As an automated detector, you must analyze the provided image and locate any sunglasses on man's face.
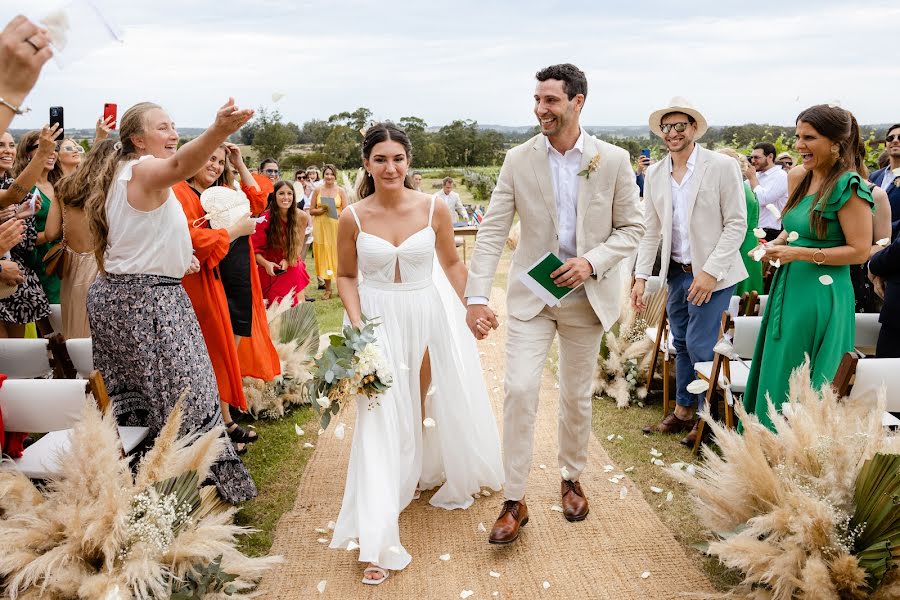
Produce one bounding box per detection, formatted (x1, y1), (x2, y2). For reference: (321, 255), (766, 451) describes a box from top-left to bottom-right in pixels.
(263, 169), (280, 175)
(778, 160), (793, 167)
(660, 122), (691, 134)
(886, 134), (900, 143)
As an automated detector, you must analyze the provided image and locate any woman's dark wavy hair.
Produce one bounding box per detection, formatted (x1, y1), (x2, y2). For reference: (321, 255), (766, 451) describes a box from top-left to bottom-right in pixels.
(784, 104), (865, 239)
(265, 180), (305, 264)
(356, 123), (416, 199)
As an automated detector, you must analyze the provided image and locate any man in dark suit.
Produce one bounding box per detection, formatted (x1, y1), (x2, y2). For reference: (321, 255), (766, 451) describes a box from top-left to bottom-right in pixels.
(869, 123), (900, 239)
(869, 234), (900, 357)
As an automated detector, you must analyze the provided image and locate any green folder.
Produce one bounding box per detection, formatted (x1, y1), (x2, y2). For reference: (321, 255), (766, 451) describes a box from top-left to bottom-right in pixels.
(517, 251), (580, 307)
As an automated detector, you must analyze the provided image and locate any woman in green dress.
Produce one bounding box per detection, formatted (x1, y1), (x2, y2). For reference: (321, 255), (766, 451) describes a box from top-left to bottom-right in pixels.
(742, 105), (874, 431)
(12, 130), (62, 309)
(718, 148), (763, 296)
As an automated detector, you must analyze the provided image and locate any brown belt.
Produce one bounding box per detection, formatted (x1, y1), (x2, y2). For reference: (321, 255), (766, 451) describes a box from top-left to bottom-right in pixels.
(670, 260), (692, 274)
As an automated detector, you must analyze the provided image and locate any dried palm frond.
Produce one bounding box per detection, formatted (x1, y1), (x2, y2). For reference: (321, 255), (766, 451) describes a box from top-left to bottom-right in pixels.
(670, 359), (898, 599)
(0, 398), (278, 599)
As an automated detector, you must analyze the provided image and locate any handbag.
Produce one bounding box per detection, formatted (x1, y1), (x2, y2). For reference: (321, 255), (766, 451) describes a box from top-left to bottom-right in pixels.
(42, 203), (66, 278)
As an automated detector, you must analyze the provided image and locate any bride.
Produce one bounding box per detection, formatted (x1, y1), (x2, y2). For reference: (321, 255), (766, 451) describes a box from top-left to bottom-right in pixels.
(329, 123), (504, 584)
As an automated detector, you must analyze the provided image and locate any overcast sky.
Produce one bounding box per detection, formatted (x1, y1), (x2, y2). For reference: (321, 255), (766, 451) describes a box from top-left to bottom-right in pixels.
(6, 0), (899, 130)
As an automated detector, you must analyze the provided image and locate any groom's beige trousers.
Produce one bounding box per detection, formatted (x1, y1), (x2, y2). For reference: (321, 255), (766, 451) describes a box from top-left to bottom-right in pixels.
(502, 287), (604, 502)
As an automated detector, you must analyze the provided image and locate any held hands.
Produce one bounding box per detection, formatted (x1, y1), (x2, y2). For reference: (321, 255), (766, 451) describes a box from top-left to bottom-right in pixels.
(0, 259), (23, 285)
(551, 257), (593, 289)
(0, 16), (53, 105)
(0, 218), (25, 254)
(212, 98), (254, 136)
(465, 304), (500, 340)
(630, 278), (647, 311)
(752, 243), (801, 265)
(686, 271), (717, 305)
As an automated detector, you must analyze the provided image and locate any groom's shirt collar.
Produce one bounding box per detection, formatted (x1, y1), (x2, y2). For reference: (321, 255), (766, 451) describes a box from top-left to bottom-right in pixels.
(544, 128), (586, 158)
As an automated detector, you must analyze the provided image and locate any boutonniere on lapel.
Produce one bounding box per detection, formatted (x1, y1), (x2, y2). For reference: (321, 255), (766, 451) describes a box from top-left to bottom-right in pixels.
(577, 153), (601, 179)
(892, 167), (900, 188)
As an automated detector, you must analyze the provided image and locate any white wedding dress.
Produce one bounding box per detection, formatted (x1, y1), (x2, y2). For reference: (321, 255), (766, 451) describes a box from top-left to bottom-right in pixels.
(330, 198), (504, 571)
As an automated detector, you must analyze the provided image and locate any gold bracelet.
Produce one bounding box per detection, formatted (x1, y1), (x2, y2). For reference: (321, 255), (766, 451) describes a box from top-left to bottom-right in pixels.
(812, 249), (826, 265)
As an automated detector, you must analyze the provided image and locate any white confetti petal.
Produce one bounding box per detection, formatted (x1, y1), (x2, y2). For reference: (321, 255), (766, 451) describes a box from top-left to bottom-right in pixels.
(461, 591), (474, 599)
(327, 521), (336, 530)
(619, 487), (628, 499)
(477, 522), (487, 533)
(787, 231), (799, 242)
(686, 379), (710, 394)
(440, 553), (451, 561)
(604, 464), (614, 472)
(606, 433), (615, 441)
(492, 593), (499, 598)
(481, 490), (491, 497)
(326, 269), (334, 277)
(489, 570), (501, 578)
(819, 274), (834, 286)
(771, 259), (781, 269)
(271, 92), (285, 102)
(616, 435), (623, 440)
(315, 528), (327, 534)
(334, 423), (345, 439)
(317, 580), (327, 593)
(670, 462), (686, 471)
(539, 464), (546, 470)
(686, 465), (697, 476)
(666, 491), (674, 502)
(624, 466), (634, 472)
(752, 227), (766, 239)
(294, 424), (304, 436)
(560, 466), (571, 480)
(303, 442), (315, 449)
(877, 237), (890, 247)
(316, 396), (331, 409)
(423, 417), (436, 428)
(765, 204), (782, 220)
(649, 448), (662, 458)
(641, 571), (651, 579)
(345, 540), (358, 551)
(317, 428), (325, 436)
(650, 486), (663, 494)
(427, 386), (436, 396)
(652, 458), (666, 467)
(543, 581), (551, 590)
(750, 246), (767, 262)
(550, 504), (564, 513)
(317, 537), (328, 544)
(608, 477), (621, 484)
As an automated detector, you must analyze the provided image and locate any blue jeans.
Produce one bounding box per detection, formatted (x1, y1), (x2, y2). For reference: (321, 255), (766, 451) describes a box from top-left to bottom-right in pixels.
(666, 270), (735, 410)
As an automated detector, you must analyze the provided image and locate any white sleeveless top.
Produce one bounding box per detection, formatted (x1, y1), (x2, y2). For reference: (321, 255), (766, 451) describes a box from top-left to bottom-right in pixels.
(104, 156), (192, 278)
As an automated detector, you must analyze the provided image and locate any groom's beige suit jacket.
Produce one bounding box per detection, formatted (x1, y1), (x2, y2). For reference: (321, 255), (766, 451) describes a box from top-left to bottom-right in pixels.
(465, 133), (644, 331)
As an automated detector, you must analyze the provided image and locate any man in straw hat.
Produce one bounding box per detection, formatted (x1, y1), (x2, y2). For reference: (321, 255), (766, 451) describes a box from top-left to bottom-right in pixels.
(465, 63), (644, 543)
(631, 97), (747, 447)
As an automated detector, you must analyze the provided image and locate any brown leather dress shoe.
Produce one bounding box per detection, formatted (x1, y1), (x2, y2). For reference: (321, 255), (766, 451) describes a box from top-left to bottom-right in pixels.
(561, 479), (589, 521)
(642, 412), (694, 435)
(489, 499), (529, 544)
(680, 420), (701, 447)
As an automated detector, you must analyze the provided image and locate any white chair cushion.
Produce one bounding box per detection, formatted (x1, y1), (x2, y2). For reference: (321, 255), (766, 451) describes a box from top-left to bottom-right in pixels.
(727, 296), (741, 318)
(731, 317), (763, 359)
(757, 295), (768, 314)
(694, 360), (752, 394)
(10, 426), (149, 479)
(0, 379), (89, 432)
(848, 358), (900, 412)
(48, 304), (63, 335)
(66, 338), (94, 378)
(646, 327), (677, 354)
(854, 313), (881, 354)
(783, 402), (898, 429)
(0, 338), (51, 379)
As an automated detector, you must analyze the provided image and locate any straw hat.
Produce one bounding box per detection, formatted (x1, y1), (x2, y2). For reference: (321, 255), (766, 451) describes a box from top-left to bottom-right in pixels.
(648, 96), (709, 140)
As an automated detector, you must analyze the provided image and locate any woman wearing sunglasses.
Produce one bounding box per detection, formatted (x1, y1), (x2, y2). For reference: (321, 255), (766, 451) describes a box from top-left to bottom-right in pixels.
(56, 138), (84, 178)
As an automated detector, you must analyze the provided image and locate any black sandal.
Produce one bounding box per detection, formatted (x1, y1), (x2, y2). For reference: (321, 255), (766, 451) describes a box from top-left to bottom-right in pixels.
(225, 422), (259, 443)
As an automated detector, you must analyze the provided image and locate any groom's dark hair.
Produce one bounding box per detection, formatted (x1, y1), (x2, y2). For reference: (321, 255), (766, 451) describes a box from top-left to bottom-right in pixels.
(536, 63), (587, 101)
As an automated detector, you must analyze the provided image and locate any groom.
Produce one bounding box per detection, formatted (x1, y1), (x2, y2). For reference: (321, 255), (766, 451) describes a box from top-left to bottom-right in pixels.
(465, 64), (644, 544)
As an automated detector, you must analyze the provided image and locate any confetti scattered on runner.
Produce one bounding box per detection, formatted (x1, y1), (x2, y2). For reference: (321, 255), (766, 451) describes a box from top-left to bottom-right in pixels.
(641, 571), (651, 579)
(620, 487), (628, 499)
(650, 486), (663, 494)
(440, 553), (451, 561)
(294, 424), (304, 436)
(317, 580), (326, 593)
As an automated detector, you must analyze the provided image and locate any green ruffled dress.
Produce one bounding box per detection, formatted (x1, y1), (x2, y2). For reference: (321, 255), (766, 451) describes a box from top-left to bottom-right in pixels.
(735, 181), (763, 296)
(742, 171), (874, 431)
(27, 187), (61, 304)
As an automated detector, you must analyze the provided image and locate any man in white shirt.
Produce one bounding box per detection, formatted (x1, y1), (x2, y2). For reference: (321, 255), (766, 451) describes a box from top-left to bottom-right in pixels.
(747, 142), (788, 241)
(630, 97), (746, 447)
(466, 64), (643, 544)
(433, 177), (468, 222)
(411, 171), (423, 192)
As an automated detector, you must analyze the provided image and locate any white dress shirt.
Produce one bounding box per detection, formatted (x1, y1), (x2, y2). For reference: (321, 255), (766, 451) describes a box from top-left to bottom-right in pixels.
(433, 190), (469, 222)
(881, 167), (897, 191)
(467, 129), (592, 306)
(753, 165), (788, 229)
(668, 144), (699, 265)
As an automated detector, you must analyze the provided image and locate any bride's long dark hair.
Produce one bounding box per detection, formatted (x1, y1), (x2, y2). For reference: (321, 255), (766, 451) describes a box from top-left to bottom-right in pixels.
(356, 123), (416, 199)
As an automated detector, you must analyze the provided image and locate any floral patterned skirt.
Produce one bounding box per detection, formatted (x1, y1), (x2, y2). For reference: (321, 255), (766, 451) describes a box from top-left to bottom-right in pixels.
(87, 273), (257, 503)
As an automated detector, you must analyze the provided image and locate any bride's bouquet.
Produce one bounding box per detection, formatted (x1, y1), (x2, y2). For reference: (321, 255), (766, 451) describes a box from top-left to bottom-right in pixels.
(308, 316), (393, 430)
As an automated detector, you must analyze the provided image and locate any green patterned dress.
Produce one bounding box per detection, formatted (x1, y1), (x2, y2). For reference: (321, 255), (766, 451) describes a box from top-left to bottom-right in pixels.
(735, 181), (763, 296)
(742, 172), (874, 431)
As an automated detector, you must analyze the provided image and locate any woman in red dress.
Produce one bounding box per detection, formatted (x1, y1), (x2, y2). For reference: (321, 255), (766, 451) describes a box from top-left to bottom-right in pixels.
(251, 180), (310, 306)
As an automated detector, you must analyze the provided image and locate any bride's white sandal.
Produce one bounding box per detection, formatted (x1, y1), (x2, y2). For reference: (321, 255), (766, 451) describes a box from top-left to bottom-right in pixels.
(362, 565), (390, 585)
